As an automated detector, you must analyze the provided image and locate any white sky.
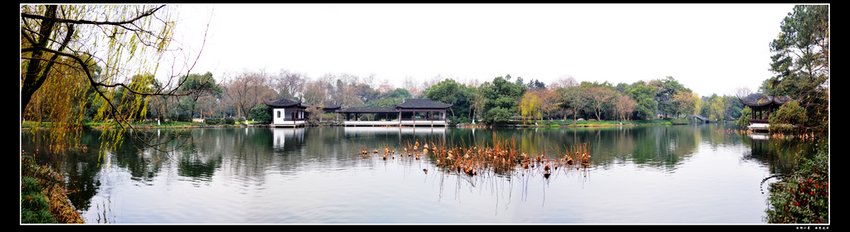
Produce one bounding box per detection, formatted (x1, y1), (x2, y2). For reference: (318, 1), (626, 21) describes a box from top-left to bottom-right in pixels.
(165, 3), (800, 97)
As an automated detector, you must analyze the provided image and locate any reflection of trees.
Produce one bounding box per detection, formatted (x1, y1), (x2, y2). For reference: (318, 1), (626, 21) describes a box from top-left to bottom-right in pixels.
(518, 129), (545, 155)
(224, 128), (276, 185)
(437, 126), (702, 174)
(25, 125), (769, 217)
(303, 127), (347, 161)
(49, 130), (104, 212)
(609, 127), (636, 164)
(662, 126), (700, 167)
(531, 126), (698, 171)
(21, 129), (178, 211)
(700, 124), (745, 148)
(742, 135), (817, 175)
(112, 130), (168, 182)
(175, 129), (226, 182)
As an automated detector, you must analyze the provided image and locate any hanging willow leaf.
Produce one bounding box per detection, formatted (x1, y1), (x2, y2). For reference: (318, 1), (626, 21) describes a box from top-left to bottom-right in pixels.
(21, 4), (211, 158)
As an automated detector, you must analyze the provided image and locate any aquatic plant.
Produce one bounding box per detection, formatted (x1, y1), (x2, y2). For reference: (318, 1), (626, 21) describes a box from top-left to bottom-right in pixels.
(362, 133), (592, 179)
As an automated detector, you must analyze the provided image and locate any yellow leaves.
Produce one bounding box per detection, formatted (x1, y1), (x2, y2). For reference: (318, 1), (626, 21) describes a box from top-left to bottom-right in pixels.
(519, 92), (544, 122)
(22, 56), (91, 152)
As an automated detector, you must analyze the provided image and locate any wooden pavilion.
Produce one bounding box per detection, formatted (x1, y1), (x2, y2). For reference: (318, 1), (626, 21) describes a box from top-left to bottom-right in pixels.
(335, 99), (453, 127)
(738, 94), (797, 131)
(395, 99), (453, 126)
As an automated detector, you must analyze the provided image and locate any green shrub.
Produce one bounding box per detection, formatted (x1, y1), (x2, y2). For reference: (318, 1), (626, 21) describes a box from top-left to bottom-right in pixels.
(224, 117), (235, 125)
(764, 139), (829, 223)
(449, 115), (471, 125)
(670, 118), (689, 124)
(736, 107), (752, 128)
(205, 118), (221, 125)
(769, 101), (807, 132)
(21, 176), (58, 223)
(177, 114), (193, 122)
(249, 105), (272, 124)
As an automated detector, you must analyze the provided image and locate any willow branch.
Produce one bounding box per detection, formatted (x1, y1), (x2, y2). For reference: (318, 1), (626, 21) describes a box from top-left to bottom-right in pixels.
(21, 5), (166, 27)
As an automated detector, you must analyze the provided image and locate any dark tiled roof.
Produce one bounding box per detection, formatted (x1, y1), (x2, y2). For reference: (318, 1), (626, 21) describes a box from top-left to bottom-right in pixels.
(265, 97), (309, 108)
(337, 107), (398, 113)
(738, 94), (796, 108)
(321, 101), (341, 110)
(395, 99), (453, 109)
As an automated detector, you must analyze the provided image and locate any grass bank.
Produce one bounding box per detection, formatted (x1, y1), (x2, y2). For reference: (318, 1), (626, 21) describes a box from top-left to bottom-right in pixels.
(505, 119), (673, 128)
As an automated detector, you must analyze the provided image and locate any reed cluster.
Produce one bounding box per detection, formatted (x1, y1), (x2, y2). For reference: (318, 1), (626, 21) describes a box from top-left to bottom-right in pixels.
(767, 132), (819, 140)
(358, 133), (593, 178)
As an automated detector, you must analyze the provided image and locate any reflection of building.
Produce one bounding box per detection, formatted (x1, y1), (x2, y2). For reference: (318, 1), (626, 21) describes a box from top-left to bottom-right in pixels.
(343, 126), (446, 135)
(336, 99), (453, 127)
(738, 94), (797, 132)
(343, 126), (446, 142)
(272, 127), (305, 150)
(749, 132), (769, 140)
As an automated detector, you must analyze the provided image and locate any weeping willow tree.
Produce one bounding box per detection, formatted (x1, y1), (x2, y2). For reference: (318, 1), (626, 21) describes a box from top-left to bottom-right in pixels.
(519, 93), (541, 124)
(21, 5), (210, 155)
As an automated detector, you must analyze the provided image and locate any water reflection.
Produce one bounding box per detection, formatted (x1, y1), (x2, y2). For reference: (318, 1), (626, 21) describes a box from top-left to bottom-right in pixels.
(19, 124), (822, 223)
(741, 132), (818, 175)
(272, 127), (305, 151)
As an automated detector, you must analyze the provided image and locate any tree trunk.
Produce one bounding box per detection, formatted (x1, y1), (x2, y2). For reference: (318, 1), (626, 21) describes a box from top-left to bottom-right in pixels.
(595, 110), (602, 122)
(21, 5), (59, 116)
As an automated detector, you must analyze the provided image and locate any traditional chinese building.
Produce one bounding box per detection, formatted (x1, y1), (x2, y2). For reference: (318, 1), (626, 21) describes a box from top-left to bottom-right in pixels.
(335, 99), (453, 127)
(265, 97), (309, 127)
(395, 98), (453, 126)
(738, 94), (797, 131)
(320, 101), (341, 113)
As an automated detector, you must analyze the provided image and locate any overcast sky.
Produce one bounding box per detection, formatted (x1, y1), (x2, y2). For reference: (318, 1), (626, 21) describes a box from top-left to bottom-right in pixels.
(166, 3), (801, 97)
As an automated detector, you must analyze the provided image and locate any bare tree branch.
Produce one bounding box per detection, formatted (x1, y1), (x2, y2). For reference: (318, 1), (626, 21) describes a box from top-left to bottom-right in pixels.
(21, 5), (165, 27)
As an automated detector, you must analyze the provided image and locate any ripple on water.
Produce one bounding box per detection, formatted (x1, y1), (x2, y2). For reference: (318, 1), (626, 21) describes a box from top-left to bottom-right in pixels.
(27, 126), (799, 224)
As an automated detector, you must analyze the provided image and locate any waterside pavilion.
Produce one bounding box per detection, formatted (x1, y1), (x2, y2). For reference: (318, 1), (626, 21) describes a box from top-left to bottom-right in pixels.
(336, 99), (453, 127)
(738, 94), (797, 132)
(265, 97), (309, 127)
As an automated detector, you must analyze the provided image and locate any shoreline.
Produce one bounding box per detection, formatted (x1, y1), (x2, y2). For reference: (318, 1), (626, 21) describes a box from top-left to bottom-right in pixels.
(22, 121), (701, 130)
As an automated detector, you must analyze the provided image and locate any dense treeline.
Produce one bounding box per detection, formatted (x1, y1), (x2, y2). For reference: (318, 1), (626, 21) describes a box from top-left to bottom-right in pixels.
(21, 5), (826, 130)
(26, 66), (754, 126)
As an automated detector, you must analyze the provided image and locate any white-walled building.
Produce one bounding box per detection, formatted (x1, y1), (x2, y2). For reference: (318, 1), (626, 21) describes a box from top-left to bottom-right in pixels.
(265, 97), (309, 127)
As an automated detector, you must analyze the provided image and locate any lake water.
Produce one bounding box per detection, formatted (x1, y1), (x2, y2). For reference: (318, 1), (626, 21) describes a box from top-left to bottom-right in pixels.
(20, 124), (818, 224)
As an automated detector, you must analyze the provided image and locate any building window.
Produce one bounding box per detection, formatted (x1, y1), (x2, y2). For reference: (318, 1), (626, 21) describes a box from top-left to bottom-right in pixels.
(277, 111), (280, 118)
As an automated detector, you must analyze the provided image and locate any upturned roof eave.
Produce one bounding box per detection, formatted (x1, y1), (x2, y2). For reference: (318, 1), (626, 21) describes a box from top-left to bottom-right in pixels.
(738, 95), (796, 108)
